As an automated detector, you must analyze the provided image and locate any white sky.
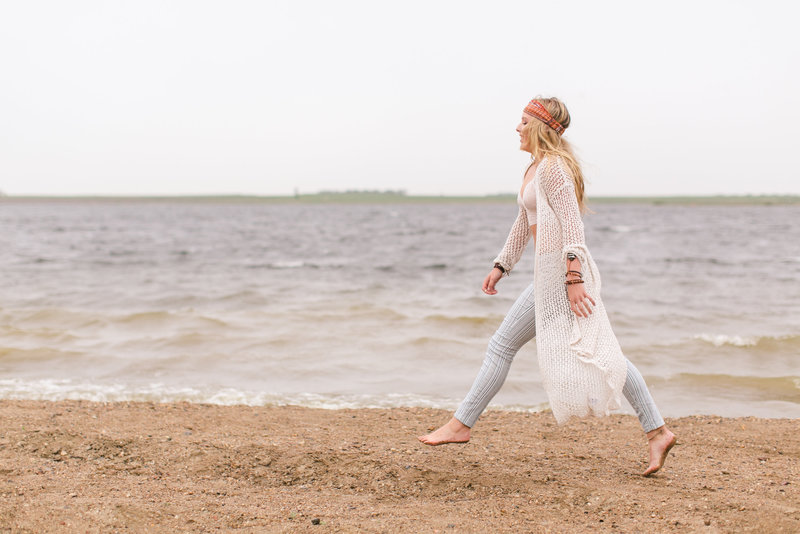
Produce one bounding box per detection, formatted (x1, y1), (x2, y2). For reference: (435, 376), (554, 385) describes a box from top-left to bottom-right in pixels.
(1, 1), (797, 197)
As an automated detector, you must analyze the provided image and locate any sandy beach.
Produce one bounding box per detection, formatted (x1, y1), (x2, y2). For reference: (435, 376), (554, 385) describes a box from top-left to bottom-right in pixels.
(0, 400), (797, 533)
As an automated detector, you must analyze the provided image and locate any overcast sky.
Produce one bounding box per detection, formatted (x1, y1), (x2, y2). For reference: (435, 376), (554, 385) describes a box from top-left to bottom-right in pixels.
(1, 1), (797, 197)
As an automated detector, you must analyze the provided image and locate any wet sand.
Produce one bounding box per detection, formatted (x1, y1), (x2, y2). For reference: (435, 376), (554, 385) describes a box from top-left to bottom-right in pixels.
(0, 400), (798, 533)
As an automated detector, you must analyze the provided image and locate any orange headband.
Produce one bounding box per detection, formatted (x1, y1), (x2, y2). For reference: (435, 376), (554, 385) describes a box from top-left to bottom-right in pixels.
(523, 100), (565, 135)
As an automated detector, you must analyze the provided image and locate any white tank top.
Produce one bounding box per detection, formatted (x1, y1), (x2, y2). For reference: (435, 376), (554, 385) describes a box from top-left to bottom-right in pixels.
(518, 178), (537, 224)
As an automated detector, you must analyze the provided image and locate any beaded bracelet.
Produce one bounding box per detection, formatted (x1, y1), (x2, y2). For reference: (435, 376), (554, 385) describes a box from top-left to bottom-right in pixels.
(565, 279), (585, 285)
(566, 270), (583, 278)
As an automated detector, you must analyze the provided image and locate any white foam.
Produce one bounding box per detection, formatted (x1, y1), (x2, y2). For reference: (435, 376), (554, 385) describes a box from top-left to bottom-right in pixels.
(694, 333), (759, 347)
(0, 378), (512, 411)
(270, 261), (305, 269)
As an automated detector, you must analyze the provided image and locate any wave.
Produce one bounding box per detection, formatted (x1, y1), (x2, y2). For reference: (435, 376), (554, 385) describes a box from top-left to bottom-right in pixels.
(663, 257), (736, 265)
(409, 336), (470, 346)
(692, 333), (800, 349)
(250, 260), (349, 270)
(598, 225), (634, 233)
(656, 373), (800, 402)
(259, 260), (306, 269)
(116, 311), (228, 329)
(298, 305), (407, 322)
(694, 333), (759, 347)
(3, 375), (794, 414)
(423, 314), (499, 327)
(0, 346), (86, 362)
(0, 379), (475, 410)
(629, 333), (800, 353)
(10, 308), (230, 329)
(9, 308), (104, 329)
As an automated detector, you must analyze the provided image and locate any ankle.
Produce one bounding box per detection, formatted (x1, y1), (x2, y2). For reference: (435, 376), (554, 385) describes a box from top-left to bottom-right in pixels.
(448, 417), (470, 432)
(647, 426), (666, 441)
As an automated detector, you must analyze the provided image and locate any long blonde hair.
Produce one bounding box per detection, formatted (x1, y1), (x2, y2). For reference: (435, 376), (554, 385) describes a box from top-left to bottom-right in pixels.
(522, 97), (588, 213)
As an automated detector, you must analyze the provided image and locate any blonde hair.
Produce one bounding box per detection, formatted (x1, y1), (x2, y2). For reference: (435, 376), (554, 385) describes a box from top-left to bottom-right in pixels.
(522, 97), (588, 213)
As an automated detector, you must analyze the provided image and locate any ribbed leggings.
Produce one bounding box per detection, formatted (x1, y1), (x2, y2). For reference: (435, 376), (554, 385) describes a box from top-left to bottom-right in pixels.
(454, 282), (665, 432)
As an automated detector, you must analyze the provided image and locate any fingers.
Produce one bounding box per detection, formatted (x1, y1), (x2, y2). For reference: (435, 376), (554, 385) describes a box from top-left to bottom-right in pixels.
(482, 273), (498, 295)
(570, 291), (595, 317)
(571, 301), (587, 318)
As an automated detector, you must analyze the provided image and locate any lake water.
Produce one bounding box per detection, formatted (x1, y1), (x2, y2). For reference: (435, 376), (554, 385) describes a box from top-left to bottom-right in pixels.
(1, 199), (798, 419)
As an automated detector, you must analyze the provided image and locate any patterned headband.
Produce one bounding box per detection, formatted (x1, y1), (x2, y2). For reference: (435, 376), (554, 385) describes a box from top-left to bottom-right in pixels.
(523, 100), (565, 135)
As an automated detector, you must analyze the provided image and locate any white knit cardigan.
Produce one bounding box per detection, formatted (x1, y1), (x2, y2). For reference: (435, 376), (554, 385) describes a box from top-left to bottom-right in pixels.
(493, 155), (627, 424)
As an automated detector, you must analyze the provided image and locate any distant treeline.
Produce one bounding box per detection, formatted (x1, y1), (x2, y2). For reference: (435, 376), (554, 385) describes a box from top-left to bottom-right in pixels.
(307, 189), (512, 198)
(289, 190), (514, 203)
(311, 189), (408, 197)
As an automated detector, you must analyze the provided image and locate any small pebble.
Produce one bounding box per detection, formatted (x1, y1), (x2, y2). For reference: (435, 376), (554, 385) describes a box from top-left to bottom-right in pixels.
(311, 518), (321, 525)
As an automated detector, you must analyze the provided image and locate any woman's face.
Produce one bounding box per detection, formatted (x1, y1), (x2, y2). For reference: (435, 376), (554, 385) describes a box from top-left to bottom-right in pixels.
(516, 113), (533, 152)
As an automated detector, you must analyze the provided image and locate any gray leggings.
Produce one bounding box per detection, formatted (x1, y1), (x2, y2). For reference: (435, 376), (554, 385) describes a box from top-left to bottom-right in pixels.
(454, 283), (665, 432)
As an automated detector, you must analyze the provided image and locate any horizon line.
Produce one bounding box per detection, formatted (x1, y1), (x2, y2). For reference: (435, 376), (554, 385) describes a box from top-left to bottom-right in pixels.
(2, 192), (800, 206)
(2, 192), (800, 199)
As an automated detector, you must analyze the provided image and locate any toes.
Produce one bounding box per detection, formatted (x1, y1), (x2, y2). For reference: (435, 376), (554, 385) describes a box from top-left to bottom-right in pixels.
(643, 460), (663, 476)
(418, 435), (442, 446)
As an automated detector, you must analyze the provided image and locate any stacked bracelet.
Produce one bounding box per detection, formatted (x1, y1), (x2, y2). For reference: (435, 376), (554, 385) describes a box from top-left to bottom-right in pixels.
(493, 263), (507, 275)
(565, 255), (583, 285)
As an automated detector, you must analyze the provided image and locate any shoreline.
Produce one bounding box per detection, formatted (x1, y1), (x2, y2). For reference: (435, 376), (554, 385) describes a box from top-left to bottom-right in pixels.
(1, 400), (797, 532)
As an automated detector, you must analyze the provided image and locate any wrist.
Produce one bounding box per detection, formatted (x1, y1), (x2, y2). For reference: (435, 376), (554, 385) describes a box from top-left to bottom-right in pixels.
(565, 269), (583, 282)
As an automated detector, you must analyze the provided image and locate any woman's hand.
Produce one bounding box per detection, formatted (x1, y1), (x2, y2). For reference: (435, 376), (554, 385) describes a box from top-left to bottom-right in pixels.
(567, 283), (596, 317)
(482, 268), (504, 295)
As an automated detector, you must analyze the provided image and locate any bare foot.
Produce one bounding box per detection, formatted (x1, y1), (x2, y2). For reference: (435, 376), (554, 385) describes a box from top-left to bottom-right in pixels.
(418, 417), (471, 446)
(643, 426), (676, 476)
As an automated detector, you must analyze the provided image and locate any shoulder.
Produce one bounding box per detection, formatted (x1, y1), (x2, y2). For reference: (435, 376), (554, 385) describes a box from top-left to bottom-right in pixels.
(539, 155), (574, 194)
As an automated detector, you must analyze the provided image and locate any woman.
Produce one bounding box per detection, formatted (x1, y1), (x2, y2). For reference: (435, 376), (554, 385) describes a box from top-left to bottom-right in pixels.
(418, 97), (676, 476)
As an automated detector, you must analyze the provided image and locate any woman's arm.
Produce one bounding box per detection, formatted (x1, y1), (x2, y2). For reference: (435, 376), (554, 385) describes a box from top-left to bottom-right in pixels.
(492, 205), (531, 274)
(542, 157), (595, 317)
(540, 159), (585, 255)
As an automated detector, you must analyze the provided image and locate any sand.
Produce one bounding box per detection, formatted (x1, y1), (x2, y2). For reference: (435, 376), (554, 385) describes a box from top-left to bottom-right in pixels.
(0, 400), (798, 533)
